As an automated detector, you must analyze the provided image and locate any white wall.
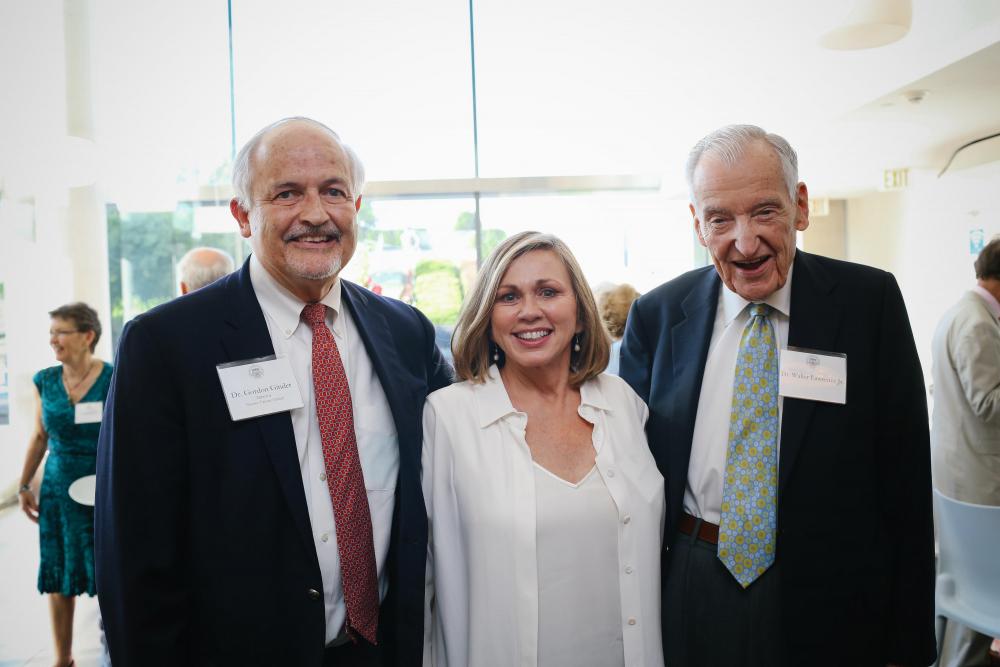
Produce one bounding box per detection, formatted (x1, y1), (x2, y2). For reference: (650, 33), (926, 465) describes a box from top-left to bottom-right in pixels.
(846, 163), (1000, 387)
(0, 0), (110, 492)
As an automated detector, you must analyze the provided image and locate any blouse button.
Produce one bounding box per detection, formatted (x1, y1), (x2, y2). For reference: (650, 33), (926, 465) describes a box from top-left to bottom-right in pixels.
(607, 469), (616, 478)
(625, 566), (634, 574)
(627, 617), (637, 626)
(623, 515), (631, 525)
(320, 533), (330, 543)
(319, 472), (327, 482)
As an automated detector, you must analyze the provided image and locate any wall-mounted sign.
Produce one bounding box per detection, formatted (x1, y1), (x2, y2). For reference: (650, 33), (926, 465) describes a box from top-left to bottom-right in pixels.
(882, 168), (909, 191)
(970, 228), (985, 255)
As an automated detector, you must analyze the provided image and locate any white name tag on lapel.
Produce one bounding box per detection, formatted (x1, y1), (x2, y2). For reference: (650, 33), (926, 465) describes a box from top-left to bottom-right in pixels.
(217, 355), (304, 421)
(778, 347), (847, 405)
(74, 401), (103, 424)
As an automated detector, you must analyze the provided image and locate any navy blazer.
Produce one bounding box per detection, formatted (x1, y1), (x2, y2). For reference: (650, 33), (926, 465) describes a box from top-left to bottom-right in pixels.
(620, 251), (936, 666)
(95, 260), (452, 667)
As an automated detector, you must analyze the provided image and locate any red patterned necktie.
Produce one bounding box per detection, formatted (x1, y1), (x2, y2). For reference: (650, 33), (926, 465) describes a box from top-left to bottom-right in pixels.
(302, 302), (379, 644)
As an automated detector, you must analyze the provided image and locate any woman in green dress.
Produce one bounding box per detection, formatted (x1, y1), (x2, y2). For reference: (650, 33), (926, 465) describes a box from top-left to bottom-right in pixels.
(18, 302), (112, 667)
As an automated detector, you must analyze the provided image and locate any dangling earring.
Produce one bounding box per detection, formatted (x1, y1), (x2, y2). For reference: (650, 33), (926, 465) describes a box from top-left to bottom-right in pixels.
(493, 345), (499, 362)
(573, 333), (582, 352)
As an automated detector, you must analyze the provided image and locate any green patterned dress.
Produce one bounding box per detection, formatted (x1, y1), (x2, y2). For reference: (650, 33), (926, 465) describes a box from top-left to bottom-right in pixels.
(33, 362), (112, 596)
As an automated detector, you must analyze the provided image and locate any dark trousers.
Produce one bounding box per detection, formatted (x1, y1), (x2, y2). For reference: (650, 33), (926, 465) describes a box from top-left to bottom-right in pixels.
(323, 636), (382, 667)
(664, 525), (784, 667)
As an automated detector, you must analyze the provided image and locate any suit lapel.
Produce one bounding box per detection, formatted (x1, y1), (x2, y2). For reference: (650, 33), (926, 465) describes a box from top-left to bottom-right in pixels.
(341, 282), (411, 439)
(672, 269), (719, 434)
(218, 261), (317, 562)
(779, 251), (843, 491)
(666, 269), (719, 513)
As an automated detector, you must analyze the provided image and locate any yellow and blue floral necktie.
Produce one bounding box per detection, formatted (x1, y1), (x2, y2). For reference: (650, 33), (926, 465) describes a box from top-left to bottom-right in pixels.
(718, 302), (779, 588)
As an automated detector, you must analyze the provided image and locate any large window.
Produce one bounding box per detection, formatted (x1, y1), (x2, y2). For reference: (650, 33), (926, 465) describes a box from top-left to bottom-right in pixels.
(100, 0), (700, 351)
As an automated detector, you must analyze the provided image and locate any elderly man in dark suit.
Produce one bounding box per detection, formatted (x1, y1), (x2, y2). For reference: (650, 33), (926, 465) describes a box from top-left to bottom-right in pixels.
(620, 124), (936, 667)
(96, 117), (451, 666)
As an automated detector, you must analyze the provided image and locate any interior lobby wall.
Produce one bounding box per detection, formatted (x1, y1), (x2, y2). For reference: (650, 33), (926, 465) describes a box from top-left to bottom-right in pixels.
(0, 0), (110, 487)
(846, 162), (1000, 389)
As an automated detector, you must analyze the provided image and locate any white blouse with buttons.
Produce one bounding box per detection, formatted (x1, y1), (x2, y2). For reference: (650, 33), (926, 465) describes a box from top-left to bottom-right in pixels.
(421, 366), (666, 667)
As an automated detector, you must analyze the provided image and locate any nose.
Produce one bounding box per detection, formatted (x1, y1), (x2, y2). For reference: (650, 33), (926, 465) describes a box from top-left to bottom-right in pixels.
(518, 294), (542, 320)
(299, 190), (329, 225)
(733, 218), (760, 257)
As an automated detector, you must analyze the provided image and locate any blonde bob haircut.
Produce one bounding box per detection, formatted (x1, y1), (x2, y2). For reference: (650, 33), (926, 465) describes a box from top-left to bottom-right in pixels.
(452, 230), (610, 387)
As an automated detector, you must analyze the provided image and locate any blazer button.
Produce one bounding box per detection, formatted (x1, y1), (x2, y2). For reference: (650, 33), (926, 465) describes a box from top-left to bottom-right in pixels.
(307, 588), (322, 601)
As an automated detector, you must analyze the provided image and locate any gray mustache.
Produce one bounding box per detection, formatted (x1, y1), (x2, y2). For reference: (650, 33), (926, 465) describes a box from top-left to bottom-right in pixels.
(283, 225), (343, 242)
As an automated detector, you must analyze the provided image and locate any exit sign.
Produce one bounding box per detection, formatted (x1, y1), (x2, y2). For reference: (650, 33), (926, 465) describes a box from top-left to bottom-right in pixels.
(882, 168), (909, 190)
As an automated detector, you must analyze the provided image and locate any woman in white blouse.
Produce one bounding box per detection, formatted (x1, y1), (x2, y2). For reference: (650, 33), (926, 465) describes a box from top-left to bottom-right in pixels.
(422, 231), (665, 667)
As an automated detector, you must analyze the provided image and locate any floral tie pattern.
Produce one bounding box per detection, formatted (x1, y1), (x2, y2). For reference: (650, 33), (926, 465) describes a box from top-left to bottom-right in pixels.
(718, 303), (778, 588)
(302, 303), (379, 644)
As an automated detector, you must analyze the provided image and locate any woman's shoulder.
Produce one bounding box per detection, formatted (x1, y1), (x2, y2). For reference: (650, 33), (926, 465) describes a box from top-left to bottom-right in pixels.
(33, 365), (61, 386)
(588, 372), (645, 410)
(427, 379), (479, 409)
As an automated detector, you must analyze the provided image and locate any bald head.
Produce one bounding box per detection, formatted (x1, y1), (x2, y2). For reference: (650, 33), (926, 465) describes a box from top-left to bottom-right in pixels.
(231, 117), (366, 213)
(178, 247), (235, 294)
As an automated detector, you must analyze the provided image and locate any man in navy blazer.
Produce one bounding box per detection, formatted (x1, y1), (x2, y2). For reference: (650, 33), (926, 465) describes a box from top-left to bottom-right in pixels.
(621, 125), (936, 666)
(96, 117), (451, 666)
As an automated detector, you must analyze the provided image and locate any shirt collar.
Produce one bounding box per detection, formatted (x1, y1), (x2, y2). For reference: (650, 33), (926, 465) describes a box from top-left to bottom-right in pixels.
(972, 284), (1000, 320)
(475, 364), (612, 428)
(249, 254), (343, 338)
(721, 261), (794, 326)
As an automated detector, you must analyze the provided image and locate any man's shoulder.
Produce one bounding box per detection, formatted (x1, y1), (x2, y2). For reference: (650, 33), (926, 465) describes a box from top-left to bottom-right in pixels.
(342, 280), (428, 327)
(798, 251), (890, 286)
(129, 271), (243, 336)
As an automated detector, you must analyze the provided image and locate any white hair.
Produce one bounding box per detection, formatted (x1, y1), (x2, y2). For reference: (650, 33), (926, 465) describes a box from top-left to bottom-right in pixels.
(177, 247), (235, 292)
(231, 116), (366, 212)
(685, 124), (799, 202)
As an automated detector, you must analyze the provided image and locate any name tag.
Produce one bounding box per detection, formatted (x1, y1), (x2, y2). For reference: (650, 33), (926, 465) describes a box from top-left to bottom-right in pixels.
(778, 347), (847, 405)
(74, 401), (103, 424)
(216, 355), (304, 421)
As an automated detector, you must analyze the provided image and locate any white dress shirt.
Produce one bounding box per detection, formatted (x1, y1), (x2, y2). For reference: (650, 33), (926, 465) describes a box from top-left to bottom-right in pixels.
(422, 366), (665, 667)
(684, 266), (793, 525)
(250, 256), (397, 645)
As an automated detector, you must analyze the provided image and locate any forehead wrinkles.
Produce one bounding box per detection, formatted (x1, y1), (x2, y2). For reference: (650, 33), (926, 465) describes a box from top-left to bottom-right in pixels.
(250, 129), (350, 195)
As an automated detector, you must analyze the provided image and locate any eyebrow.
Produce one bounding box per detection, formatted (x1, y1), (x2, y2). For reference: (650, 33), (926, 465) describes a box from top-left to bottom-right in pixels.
(264, 177), (351, 193)
(497, 278), (564, 290)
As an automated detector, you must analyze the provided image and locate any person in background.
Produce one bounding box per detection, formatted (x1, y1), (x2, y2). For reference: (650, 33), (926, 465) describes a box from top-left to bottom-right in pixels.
(597, 283), (640, 375)
(621, 124), (936, 666)
(177, 246), (235, 294)
(423, 231), (665, 666)
(930, 236), (1000, 667)
(96, 117), (451, 667)
(18, 302), (112, 667)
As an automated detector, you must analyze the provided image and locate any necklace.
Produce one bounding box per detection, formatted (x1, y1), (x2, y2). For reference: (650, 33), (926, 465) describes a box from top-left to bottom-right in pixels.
(63, 359), (97, 398)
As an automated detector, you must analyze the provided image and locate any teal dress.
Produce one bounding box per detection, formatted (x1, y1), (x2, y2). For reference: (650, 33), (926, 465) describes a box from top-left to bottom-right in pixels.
(33, 362), (113, 596)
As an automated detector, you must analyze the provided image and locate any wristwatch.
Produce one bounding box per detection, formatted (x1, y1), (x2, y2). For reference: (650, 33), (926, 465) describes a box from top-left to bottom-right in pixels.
(18, 484), (31, 494)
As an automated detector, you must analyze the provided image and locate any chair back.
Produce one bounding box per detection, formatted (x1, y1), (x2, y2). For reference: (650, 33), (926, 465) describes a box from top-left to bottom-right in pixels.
(934, 489), (1000, 633)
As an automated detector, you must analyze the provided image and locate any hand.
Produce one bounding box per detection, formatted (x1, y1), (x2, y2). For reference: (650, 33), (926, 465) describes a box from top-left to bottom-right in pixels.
(19, 489), (39, 523)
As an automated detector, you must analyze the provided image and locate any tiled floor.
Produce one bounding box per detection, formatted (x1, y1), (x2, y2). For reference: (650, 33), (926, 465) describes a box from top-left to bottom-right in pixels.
(0, 506), (105, 667)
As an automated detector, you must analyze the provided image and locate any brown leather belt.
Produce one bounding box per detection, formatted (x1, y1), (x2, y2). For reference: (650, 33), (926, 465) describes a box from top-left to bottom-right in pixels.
(678, 512), (720, 545)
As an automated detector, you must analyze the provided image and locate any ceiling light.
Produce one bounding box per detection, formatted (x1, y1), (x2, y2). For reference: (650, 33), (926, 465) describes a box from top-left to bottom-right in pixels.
(820, 0), (912, 50)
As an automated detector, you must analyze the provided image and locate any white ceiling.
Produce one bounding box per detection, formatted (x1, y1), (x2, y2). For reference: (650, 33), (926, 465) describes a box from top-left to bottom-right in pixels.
(715, 0), (1000, 198)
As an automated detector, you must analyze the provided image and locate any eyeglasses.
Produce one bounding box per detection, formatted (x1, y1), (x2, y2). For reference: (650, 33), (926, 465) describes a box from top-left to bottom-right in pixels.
(49, 329), (81, 337)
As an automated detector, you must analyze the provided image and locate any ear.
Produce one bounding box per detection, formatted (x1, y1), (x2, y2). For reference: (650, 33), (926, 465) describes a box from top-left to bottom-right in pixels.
(794, 182), (810, 232)
(354, 194), (363, 213)
(231, 198), (252, 239)
(691, 203), (708, 247)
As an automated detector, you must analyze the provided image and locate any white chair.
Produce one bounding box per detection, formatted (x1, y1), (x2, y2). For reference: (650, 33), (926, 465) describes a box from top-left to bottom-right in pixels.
(933, 489), (1000, 662)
